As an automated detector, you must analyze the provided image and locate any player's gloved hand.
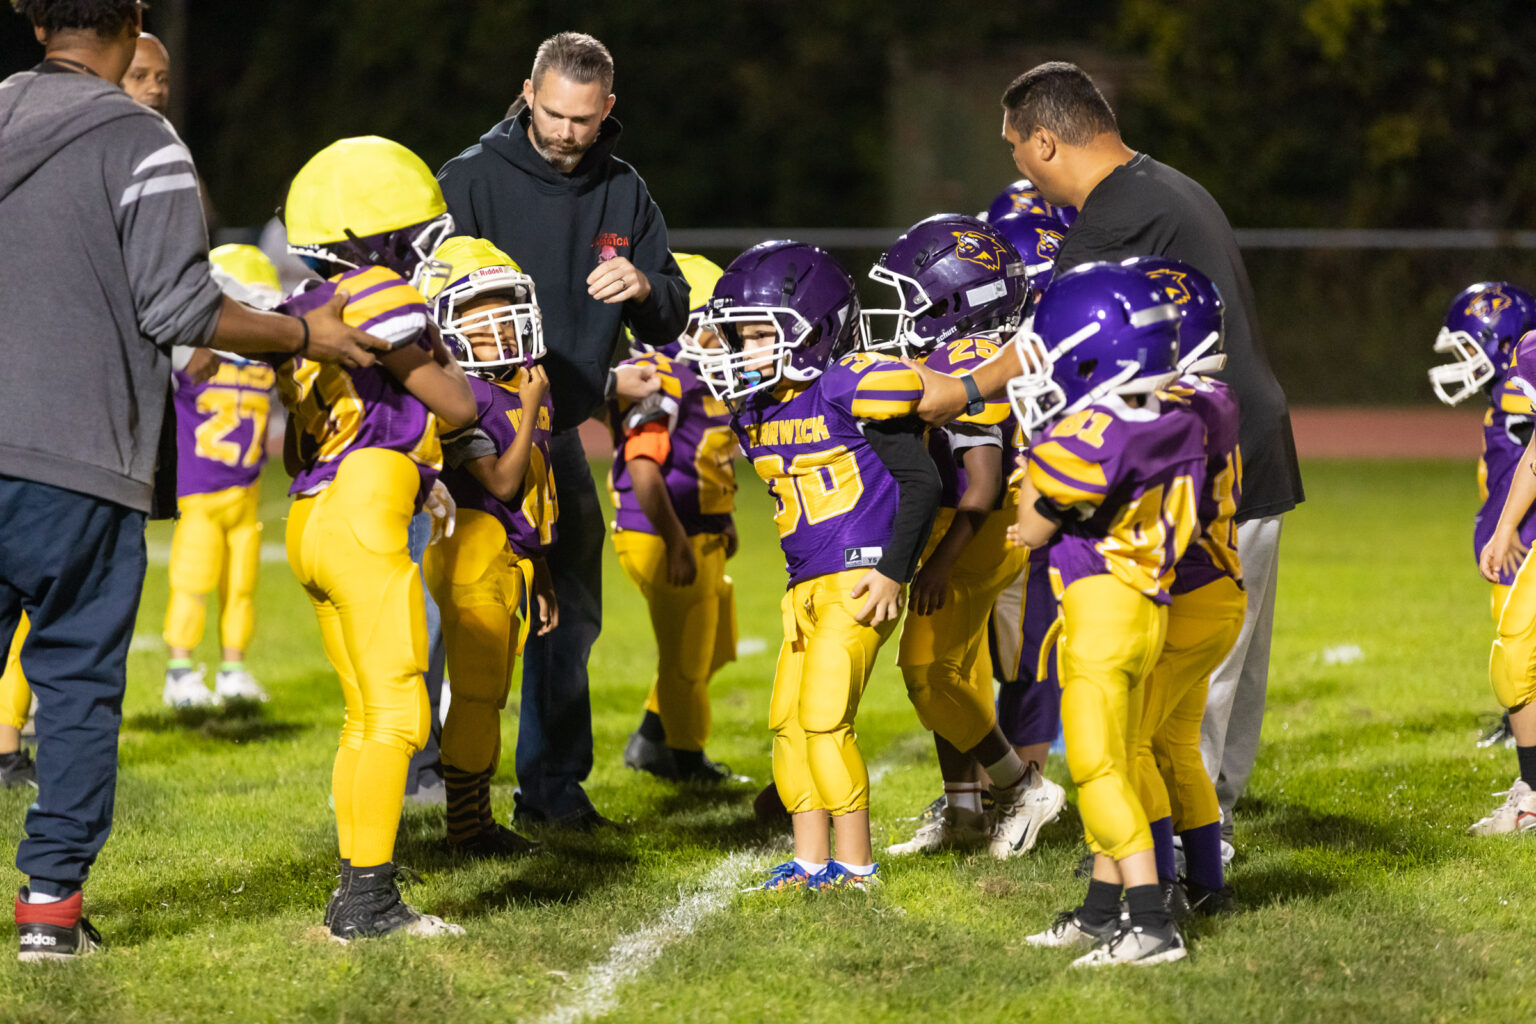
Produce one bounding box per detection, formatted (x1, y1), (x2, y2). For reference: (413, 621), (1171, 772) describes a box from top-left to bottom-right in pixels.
(531, 557), (560, 635)
(425, 480), (457, 545)
(666, 537), (698, 587)
(852, 569), (904, 626)
(610, 362), (661, 401)
(300, 290), (391, 368)
(521, 364), (550, 406)
(909, 558), (953, 616)
(1480, 527), (1528, 583)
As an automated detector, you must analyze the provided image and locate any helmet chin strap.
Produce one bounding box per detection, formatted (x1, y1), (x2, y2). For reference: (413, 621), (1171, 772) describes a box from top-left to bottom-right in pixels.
(342, 228), (383, 266)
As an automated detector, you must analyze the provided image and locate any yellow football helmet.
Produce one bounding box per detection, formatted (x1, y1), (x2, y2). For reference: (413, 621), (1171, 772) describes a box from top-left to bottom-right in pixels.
(426, 235), (544, 379)
(673, 251), (726, 355)
(209, 243), (282, 310)
(283, 136), (454, 293)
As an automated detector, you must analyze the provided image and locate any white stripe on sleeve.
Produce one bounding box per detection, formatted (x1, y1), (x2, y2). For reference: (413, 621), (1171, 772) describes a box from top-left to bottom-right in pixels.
(132, 143), (194, 175)
(119, 173), (198, 207)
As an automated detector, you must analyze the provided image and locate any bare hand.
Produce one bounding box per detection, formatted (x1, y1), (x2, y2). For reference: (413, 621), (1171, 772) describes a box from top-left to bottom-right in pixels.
(425, 480), (457, 544)
(532, 558), (560, 635)
(613, 362), (661, 400)
(722, 520), (739, 560)
(1006, 522), (1026, 549)
(666, 538), (698, 587)
(184, 347), (223, 384)
(1480, 529), (1529, 583)
(909, 559), (952, 616)
(851, 569), (904, 626)
(587, 256), (652, 305)
(301, 290), (389, 368)
(520, 364), (550, 406)
(902, 358), (967, 426)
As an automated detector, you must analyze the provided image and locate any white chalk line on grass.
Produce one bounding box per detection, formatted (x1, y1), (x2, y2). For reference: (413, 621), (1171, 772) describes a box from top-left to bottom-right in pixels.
(532, 848), (764, 1024)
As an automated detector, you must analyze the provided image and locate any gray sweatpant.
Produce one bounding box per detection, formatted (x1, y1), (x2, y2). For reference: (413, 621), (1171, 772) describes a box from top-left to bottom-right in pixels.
(1200, 514), (1284, 841)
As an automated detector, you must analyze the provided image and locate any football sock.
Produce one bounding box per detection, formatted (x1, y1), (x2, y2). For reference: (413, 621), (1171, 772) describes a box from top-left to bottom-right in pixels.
(1150, 816), (1176, 883)
(477, 767), (495, 830)
(444, 764), (484, 844)
(638, 710), (666, 743)
(331, 744), (361, 861)
(218, 660), (244, 673)
(167, 658), (193, 672)
(1517, 744), (1536, 789)
(19, 888), (66, 904)
(1181, 822), (1225, 891)
(836, 862), (875, 875)
(349, 740), (410, 866)
(1078, 877), (1121, 929)
(794, 858), (828, 876)
(945, 782), (985, 815)
(1125, 883), (1173, 930)
(671, 748), (705, 774)
(983, 750), (1028, 792)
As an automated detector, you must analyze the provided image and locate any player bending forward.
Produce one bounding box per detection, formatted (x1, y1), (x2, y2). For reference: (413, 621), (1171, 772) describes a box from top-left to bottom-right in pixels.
(686, 241), (941, 891)
(277, 137), (475, 940)
(615, 253), (742, 784)
(1007, 262), (1205, 967)
(161, 245), (282, 707)
(860, 214), (1064, 858)
(422, 236), (558, 856)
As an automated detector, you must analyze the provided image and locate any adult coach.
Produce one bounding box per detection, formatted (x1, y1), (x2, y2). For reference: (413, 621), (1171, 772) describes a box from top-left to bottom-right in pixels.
(922, 62), (1304, 851)
(2, 0), (383, 960)
(438, 32), (688, 830)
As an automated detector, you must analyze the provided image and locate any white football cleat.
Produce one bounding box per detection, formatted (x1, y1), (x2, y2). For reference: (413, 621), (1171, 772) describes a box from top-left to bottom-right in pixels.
(163, 666), (221, 708)
(1467, 777), (1536, 835)
(989, 766), (1066, 858)
(1026, 908), (1118, 949)
(215, 668), (269, 703)
(886, 806), (990, 855)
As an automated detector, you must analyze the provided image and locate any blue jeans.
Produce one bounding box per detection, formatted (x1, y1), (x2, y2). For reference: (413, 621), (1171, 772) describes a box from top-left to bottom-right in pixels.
(0, 476), (146, 897)
(406, 510), (446, 788)
(516, 429), (603, 818)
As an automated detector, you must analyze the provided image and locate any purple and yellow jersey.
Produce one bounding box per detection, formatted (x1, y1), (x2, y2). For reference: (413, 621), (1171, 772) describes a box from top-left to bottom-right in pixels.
(441, 375), (557, 558)
(921, 335), (1015, 509)
(1027, 396), (1207, 605)
(274, 266), (442, 508)
(1162, 376), (1244, 594)
(609, 351), (737, 537)
(172, 358), (275, 497)
(1476, 367), (1536, 584)
(735, 351), (925, 587)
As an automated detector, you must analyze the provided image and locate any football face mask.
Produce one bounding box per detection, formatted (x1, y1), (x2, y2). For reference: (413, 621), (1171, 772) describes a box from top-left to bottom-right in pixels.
(1428, 282), (1536, 406)
(437, 270), (545, 379)
(687, 307), (811, 401)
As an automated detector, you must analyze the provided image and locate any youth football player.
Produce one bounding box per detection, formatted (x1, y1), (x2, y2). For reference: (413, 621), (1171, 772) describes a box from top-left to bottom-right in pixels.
(277, 136), (476, 940)
(1426, 283), (1536, 754)
(860, 215), (1065, 858)
(614, 253), (742, 783)
(162, 244), (282, 707)
(420, 235), (557, 856)
(1007, 261), (1205, 966)
(686, 241), (941, 890)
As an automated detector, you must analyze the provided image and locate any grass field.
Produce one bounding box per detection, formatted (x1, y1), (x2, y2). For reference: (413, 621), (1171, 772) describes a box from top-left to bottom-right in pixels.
(1, 457), (1531, 1023)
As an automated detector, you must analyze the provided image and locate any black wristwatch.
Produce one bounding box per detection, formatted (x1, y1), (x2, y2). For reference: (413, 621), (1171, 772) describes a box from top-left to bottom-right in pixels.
(961, 374), (986, 417)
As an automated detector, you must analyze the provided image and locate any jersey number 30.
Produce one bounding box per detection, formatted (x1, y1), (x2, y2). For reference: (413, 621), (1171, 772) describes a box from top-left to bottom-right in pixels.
(752, 446), (864, 537)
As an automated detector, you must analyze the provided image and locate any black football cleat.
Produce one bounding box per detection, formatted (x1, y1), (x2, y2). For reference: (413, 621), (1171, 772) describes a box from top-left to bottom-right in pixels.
(327, 863), (463, 943)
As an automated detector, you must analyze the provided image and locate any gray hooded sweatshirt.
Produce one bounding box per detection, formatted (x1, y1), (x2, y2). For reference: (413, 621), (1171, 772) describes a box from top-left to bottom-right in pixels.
(0, 66), (223, 513)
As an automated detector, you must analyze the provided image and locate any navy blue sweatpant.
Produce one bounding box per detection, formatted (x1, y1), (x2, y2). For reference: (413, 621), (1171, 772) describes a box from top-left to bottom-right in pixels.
(0, 476), (145, 897)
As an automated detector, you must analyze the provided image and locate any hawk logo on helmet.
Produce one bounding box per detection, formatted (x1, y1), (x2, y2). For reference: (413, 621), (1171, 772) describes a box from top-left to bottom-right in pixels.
(1034, 228), (1065, 262)
(1468, 287), (1513, 322)
(1144, 267), (1193, 305)
(1009, 190), (1051, 216)
(952, 231), (1007, 272)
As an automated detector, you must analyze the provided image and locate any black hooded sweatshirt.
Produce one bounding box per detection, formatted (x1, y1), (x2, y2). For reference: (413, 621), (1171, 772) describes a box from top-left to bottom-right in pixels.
(438, 108), (688, 432)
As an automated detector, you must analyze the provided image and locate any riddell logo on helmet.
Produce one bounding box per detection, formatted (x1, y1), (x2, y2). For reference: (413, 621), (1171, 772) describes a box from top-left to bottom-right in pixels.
(592, 233), (630, 263)
(469, 267), (516, 283)
(951, 231), (1007, 272)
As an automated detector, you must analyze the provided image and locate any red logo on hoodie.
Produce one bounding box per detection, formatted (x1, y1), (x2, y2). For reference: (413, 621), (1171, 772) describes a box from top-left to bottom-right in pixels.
(592, 232), (630, 262)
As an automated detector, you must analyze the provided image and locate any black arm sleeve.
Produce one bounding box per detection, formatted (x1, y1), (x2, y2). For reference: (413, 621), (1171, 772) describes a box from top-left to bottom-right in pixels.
(862, 417), (942, 583)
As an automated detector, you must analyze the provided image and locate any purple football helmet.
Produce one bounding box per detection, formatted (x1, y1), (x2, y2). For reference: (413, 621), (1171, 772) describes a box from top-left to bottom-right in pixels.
(1007, 261), (1181, 433)
(860, 214), (1029, 357)
(1121, 256), (1226, 375)
(1430, 281), (1536, 406)
(984, 179), (1054, 222)
(991, 210), (1069, 294)
(684, 240), (859, 401)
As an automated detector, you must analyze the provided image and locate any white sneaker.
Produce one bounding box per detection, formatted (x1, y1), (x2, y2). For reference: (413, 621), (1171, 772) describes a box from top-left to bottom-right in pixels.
(886, 807), (990, 855)
(215, 668), (269, 702)
(989, 767), (1067, 858)
(163, 666), (220, 708)
(1026, 908), (1118, 949)
(1071, 922), (1187, 968)
(1467, 777), (1536, 835)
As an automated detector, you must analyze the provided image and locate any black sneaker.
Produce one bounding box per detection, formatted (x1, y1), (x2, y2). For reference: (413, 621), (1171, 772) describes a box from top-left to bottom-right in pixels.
(674, 753), (741, 785)
(1161, 879), (1193, 923)
(546, 806), (624, 833)
(450, 823), (540, 858)
(0, 748), (36, 790)
(1183, 878), (1236, 917)
(624, 731), (678, 779)
(327, 863), (463, 943)
(15, 889), (102, 962)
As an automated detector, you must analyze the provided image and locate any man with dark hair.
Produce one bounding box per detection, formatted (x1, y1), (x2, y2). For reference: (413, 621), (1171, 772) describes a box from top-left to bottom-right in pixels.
(1, 0), (384, 960)
(919, 60), (1303, 858)
(438, 30), (687, 831)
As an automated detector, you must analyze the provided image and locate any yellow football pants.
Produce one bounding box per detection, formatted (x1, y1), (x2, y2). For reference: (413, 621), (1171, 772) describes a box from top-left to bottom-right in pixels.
(1132, 577), (1245, 832)
(614, 530), (736, 752)
(163, 483), (263, 653)
(898, 508), (1025, 751)
(1, 612), (32, 732)
(1492, 552), (1536, 711)
(286, 449), (430, 867)
(423, 509), (530, 775)
(1493, 583), (1511, 627)
(1059, 574), (1167, 861)
(770, 569), (898, 816)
